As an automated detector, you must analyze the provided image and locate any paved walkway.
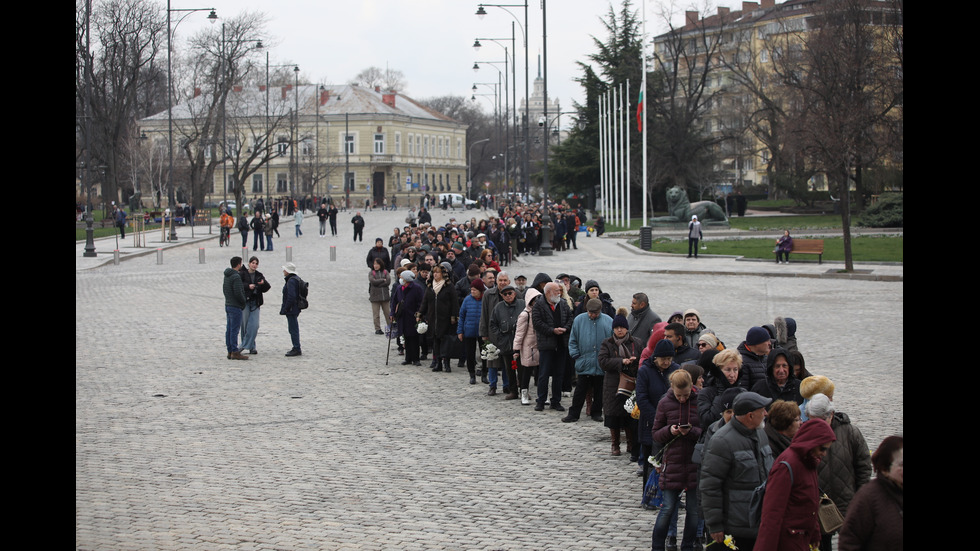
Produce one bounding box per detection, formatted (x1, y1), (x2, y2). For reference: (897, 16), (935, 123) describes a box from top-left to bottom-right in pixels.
(76, 208), (903, 550)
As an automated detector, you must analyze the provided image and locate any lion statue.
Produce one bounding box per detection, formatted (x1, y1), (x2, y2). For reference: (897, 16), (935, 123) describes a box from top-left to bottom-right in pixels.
(651, 186), (728, 223)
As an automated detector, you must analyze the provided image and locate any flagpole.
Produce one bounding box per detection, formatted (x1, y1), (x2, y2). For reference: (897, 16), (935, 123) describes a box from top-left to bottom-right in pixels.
(599, 93), (605, 221)
(641, 0), (648, 226)
(626, 78), (631, 230)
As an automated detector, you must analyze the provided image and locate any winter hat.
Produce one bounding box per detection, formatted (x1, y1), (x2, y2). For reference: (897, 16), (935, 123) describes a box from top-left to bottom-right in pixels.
(612, 314), (629, 329)
(698, 333), (719, 349)
(745, 326), (771, 346)
(282, 262), (298, 275)
(800, 375), (835, 400)
(683, 308), (701, 322)
(653, 339), (676, 358)
(470, 278), (486, 293)
(584, 280), (601, 294)
(719, 387), (746, 411)
(586, 298), (602, 313)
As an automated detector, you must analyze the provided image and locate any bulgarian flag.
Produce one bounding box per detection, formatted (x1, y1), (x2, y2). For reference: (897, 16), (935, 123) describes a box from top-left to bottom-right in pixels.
(636, 88), (644, 132)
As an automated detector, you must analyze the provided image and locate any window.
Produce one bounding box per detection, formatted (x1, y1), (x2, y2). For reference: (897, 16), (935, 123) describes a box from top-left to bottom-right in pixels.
(374, 133), (385, 154)
(457, 139), (462, 159)
(416, 135), (421, 157)
(301, 138), (313, 157)
(277, 173), (288, 193)
(395, 132), (401, 155)
(276, 136), (289, 156)
(423, 136), (428, 157)
(344, 134), (355, 154)
(408, 133), (414, 156)
(226, 175), (235, 193)
(252, 173), (263, 193)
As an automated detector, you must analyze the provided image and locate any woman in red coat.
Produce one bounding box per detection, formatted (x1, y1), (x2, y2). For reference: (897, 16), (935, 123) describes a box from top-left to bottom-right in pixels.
(755, 419), (837, 551)
(651, 370), (701, 551)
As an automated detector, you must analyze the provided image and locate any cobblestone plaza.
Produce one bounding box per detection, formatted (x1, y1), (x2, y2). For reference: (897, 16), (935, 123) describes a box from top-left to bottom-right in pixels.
(76, 209), (903, 550)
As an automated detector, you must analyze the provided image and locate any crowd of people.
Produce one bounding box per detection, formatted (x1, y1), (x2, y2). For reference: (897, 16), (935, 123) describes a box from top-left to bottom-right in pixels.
(367, 203), (900, 551)
(220, 196), (899, 550)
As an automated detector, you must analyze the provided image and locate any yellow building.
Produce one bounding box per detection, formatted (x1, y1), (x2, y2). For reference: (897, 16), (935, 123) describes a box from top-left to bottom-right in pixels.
(140, 83), (468, 208)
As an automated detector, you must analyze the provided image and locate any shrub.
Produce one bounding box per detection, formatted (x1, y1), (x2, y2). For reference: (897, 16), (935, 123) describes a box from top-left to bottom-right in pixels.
(859, 193), (903, 227)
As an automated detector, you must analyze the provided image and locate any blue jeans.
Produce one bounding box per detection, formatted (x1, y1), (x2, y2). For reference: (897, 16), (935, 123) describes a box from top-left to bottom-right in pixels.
(225, 305), (243, 353)
(652, 489), (699, 551)
(240, 230), (249, 248)
(254, 230), (265, 250)
(536, 348), (565, 406)
(266, 234), (273, 251)
(240, 301), (260, 351)
(286, 314), (300, 350)
(488, 365), (510, 389)
(295, 224), (303, 237)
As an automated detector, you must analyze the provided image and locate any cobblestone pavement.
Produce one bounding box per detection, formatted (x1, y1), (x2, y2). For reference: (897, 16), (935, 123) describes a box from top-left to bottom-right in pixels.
(76, 208), (903, 550)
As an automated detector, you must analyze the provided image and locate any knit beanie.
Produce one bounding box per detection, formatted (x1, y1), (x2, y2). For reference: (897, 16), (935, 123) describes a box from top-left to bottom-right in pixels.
(653, 339), (676, 358)
(745, 326), (770, 346)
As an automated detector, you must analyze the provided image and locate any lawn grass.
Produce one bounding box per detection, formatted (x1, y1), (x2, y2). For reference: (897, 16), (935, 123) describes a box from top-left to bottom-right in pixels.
(632, 235), (903, 262)
(605, 213), (849, 232)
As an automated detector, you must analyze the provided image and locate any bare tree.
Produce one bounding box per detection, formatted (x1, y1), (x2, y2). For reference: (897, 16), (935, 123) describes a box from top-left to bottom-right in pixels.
(648, 4), (727, 192)
(773, 0), (903, 270)
(76, 0), (166, 209)
(721, 11), (816, 203)
(172, 11), (268, 213)
(219, 85), (295, 210)
(349, 66), (407, 91)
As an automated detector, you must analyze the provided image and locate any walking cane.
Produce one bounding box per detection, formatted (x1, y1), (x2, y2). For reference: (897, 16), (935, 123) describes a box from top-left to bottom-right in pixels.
(385, 319), (395, 365)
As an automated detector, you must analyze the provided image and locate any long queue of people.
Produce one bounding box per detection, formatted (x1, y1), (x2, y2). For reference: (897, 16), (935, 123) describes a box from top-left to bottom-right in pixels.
(366, 208), (902, 551)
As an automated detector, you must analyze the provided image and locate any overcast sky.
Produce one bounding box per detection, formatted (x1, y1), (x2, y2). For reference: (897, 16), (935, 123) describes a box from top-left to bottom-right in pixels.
(174, 0), (744, 124)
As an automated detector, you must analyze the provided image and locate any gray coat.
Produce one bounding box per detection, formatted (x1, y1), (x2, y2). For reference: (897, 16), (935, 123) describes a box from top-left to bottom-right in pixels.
(489, 297), (525, 352)
(368, 269), (391, 303)
(700, 417), (774, 538)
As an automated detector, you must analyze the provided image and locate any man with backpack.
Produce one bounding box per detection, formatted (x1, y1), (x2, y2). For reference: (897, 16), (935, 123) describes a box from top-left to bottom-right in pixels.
(281, 262), (307, 357)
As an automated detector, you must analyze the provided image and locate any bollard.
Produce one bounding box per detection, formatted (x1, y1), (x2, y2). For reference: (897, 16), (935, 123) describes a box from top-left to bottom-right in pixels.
(330, 246), (336, 261)
(156, 248), (163, 265)
(199, 247), (206, 264)
(640, 226), (652, 251)
(286, 245), (292, 262)
(242, 247), (248, 259)
(113, 249), (120, 265)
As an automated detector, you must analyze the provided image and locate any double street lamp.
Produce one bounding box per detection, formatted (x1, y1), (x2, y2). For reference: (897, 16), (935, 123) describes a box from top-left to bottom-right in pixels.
(476, 2), (529, 199)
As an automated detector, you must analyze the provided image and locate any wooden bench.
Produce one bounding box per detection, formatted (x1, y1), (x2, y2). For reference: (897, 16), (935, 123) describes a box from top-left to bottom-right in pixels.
(785, 239), (825, 263)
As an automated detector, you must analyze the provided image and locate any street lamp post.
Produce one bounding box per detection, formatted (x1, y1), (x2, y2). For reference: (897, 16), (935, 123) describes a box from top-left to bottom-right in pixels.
(476, 3), (529, 203)
(166, 3), (216, 213)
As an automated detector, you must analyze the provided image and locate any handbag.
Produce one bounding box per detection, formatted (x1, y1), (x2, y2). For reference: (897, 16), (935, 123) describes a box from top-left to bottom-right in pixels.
(617, 372), (636, 395)
(817, 492), (845, 534)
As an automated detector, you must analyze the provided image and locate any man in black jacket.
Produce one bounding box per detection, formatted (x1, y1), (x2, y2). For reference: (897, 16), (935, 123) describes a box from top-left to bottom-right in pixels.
(351, 211), (365, 242)
(531, 282), (573, 411)
(223, 257), (248, 360)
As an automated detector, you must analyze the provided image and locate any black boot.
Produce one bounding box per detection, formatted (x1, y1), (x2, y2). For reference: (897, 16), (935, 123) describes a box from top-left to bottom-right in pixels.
(443, 357), (451, 373)
(431, 356), (443, 372)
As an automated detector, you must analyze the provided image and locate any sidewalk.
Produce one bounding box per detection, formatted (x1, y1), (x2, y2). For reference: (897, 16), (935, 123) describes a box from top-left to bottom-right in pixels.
(78, 211), (903, 282)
